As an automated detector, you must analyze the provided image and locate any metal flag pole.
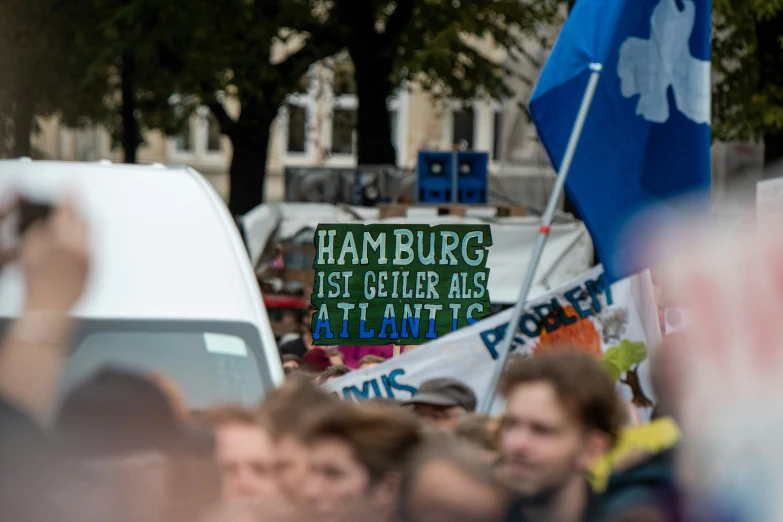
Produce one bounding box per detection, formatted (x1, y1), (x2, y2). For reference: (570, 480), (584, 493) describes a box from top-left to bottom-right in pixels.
(480, 63), (603, 414)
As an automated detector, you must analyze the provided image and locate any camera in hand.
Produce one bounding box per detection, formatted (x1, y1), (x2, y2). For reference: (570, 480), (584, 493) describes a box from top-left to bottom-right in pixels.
(18, 198), (54, 236)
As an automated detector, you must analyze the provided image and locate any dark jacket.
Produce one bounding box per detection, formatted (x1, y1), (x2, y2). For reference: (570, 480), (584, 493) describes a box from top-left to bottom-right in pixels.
(503, 449), (678, 522)
(503, 485), (603, 522)
(600, 447), (680, 521)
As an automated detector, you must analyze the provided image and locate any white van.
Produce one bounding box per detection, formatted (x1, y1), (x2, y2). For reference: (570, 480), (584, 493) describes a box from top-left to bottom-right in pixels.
(0, 160), (284, 409)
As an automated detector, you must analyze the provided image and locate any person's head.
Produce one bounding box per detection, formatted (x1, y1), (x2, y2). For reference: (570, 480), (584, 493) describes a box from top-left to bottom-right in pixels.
(326, 349), (345, 366)
(199, 406), (278, 500)
(317, 364), (352, 384)
(358, 355), (385, 369)
(399, 433), (508, 522)
(259, 376), (336, 506)
(497, 350), (622, 502)
(281, 354), (302, 371)
(453, 414), (499, 463)
(302, 401), (422, 522)
(55, 368), (218, 522)
(301, 306), (316, 334)
(404, 378), (477, 431)
(302, 348), (332, 373)
(56, 368), (214, 459)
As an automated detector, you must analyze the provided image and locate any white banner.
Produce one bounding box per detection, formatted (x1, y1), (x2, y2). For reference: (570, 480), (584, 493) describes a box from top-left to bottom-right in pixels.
(321, 266), (662, 412)
(241, 203), (593, 304)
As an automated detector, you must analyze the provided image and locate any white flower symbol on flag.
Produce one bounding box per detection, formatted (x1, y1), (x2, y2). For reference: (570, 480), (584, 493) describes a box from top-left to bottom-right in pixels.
(617, 0), (710, 125)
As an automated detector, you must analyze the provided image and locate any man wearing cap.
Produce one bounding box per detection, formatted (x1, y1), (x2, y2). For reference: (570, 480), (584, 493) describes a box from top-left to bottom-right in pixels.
(404, 378), (477, 431)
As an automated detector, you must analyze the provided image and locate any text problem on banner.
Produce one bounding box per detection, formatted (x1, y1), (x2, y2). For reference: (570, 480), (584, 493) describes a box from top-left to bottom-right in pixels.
(310, 224), (492, 345)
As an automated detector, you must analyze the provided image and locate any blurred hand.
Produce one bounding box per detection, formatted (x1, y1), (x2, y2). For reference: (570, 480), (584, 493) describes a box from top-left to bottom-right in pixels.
(660, 227), (783, 520)
(0, 197), (90, 424)
(21, 197), (90, 313)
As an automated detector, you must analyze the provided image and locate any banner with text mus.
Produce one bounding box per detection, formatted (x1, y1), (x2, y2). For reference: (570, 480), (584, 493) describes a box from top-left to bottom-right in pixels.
(310, 223), (493, 346)
(320, 265), (662, 412)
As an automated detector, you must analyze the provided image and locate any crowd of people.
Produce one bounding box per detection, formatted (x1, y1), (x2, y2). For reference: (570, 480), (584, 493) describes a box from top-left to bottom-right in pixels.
(0, 198), (702, 522)
(276, 301), (414, 376)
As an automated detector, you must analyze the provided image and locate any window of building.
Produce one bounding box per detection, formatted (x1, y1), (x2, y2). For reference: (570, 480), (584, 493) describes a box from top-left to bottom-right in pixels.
(333, 61), (357, 97)
(174, 127), (192, 151)
(452, 107), (475, 149)
(332, 108), (357, 155)
(389, 109), (399, 156)
(287, 105), (307, 153)
(207, 115), (222, 152)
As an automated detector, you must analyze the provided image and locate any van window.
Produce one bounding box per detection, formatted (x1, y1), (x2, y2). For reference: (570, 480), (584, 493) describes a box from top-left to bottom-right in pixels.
(25, 319), (274, 410)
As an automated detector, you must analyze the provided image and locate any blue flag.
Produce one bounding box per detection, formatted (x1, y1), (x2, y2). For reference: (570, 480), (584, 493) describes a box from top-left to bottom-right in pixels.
(529, 0), (712, 282)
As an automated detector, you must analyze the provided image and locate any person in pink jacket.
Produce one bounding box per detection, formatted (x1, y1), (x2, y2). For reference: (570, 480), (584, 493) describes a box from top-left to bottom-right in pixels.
(336, 344), (395, 369)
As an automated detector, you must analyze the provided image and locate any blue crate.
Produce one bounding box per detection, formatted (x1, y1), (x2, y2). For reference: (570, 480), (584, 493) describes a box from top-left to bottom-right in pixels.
(417, 151), (453, 203)
(417, 150), (488, 203)
(456, 151), (488, 204)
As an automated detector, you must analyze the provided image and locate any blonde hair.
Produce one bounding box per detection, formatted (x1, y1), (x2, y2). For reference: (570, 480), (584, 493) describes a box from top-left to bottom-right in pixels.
(358, 355), (385, 367)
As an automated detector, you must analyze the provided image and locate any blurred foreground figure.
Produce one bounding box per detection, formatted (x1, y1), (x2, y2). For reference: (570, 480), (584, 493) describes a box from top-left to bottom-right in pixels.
(259, 376), (335, 509)
(202, 497), (301, 522)
(301, 401), (422, 522)
(0, 198), (90, 522)
(201, 406), (279, 500)
(399, 433), (508, 522)
(56, 368), (220, 522)
(404, 378), (477, 431)
(497, 351), (622, 522)
(454, 413), (500, 463)
(0, 197), (90, 424)
(656, 226), (783, 521)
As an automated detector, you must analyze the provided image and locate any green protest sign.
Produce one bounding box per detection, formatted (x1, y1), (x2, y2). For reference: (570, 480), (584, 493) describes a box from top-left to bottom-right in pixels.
(310, 224), (493, 346)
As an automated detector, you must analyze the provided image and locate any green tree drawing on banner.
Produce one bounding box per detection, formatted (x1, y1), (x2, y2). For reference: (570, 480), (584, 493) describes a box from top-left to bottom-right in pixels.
(603, 340), (653, 408)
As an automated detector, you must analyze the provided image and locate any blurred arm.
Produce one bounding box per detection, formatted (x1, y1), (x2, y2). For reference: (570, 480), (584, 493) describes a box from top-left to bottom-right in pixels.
(0, 199), (89, 425)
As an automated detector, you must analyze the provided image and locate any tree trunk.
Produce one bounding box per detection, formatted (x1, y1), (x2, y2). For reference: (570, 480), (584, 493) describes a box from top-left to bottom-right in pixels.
(764, 131), (783, 167)
(353, 57), (397, 166)
(756, 13), (783, 168)
(227, 115), (273, 216)
(11, 95), (33, 158)
(120, 53), (140, 164)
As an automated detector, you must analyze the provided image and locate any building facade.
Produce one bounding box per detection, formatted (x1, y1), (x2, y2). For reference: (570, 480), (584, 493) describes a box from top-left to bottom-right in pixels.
(30, 56), (551, 203)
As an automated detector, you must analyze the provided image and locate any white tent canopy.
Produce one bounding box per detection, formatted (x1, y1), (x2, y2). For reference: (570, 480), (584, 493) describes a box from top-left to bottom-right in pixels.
(241, 203), (594, 304)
